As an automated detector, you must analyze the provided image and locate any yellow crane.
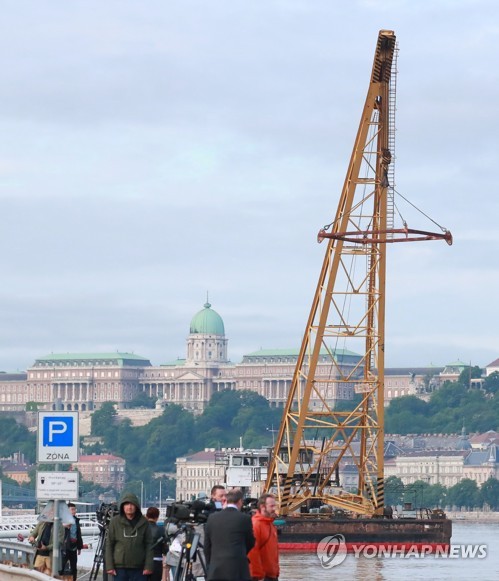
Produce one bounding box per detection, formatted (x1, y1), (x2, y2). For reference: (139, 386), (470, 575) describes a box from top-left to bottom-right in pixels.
(265, 30), (451, 517)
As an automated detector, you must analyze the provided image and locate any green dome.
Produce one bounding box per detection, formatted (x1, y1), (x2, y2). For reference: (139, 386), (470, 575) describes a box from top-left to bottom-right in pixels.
(190, 302), (225, 335)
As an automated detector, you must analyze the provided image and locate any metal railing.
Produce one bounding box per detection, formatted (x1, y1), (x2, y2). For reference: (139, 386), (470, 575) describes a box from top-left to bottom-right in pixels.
(0, 539), (36, 568)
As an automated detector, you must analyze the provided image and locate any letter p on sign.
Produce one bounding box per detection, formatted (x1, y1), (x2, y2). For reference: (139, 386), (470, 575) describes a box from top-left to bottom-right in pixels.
(43, 416), (73, 446)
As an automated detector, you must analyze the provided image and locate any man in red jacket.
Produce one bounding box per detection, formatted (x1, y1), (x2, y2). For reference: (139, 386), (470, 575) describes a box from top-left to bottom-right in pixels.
(248, 494), (279, 581)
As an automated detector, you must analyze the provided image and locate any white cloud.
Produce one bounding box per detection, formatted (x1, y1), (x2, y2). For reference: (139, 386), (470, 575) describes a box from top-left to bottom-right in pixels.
(0, 1), (498, 371)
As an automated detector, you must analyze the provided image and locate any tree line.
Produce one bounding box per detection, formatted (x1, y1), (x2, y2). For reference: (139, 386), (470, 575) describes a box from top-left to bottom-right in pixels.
(385, 475), (499, 511)
(86, 389), (282, 496)
(385, 369), (499, 434)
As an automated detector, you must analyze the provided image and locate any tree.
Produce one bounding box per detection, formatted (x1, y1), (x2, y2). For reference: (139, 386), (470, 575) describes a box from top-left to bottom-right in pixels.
(458, 365), (482, 388)
(385, 396), (430, 434)
(128, 392), (156, 409)
(424, 483), (447, 508)
(0, 416), (36, 462)
(91, 401), (117, 438)
(447, 479), (480, 509)
(384, 476), (404, 507)
(483, 372), (499, 395)
(403, 480), (431, 508)
(480, 477), (499, 510)
(195, 389), (281, 448)
(428, 381), (467, 413)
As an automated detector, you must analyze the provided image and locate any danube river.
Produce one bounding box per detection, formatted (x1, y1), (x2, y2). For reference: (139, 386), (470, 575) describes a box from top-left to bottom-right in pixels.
(78, 521), (498, 581)
(279, 522), (499, 581)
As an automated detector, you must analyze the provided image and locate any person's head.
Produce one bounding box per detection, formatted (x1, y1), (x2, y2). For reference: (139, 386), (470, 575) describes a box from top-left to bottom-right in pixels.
(123, 502), (137, 520)
(119, 492), (141, 520)
(210, 485), (227, 508)
(67, 502), (77, 517)
(226, 488), (244, 509)
(146, 506), (160, 522)
(256, 493), (277, 519)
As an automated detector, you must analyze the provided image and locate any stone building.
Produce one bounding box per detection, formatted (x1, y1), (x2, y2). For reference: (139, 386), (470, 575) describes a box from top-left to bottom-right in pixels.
(175, 449), (226, 501)
(127, 301), (362, 413)
(384, 450), (468, 487)
(27, 353), (151, 411)
(383, 367), (444, 402)
(73, 454), (126, 492)
(1, 301), (484, 414)
(0, 372), (28, 412)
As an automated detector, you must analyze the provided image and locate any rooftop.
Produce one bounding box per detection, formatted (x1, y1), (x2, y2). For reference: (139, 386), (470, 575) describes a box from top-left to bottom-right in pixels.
(33, 353), (151, 367)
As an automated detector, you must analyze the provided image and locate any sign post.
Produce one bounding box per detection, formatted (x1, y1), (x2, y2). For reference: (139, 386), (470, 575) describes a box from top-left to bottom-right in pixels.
(36, 472), (79, 500)
(37, 411), (79, 463)
(37, 410), (79, 576)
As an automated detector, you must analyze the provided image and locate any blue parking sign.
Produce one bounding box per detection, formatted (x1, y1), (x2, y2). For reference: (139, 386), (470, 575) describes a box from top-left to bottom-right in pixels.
(37, 411), (79, 463)
(43, 416), (73, 446)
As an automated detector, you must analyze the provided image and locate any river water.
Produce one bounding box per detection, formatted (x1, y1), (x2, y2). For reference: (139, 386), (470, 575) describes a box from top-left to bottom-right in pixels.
(78, 522), (498, 581)
(279, 522), (499, 581)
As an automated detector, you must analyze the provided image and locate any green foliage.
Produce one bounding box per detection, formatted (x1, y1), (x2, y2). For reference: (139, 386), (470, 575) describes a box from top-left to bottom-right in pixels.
(386, 372), (499, 434)
(128, 392), (156, 409)
(423, 483), (447, 508)
(483, 372), (499, 395)
(91, 401), (117, 438)
(387, 478), (499, 511)
(85, 390), (281, 481)
(140, 405), (196, 471)
(447, 478), (480, 509)
(384, 475), (404, 506)
(458, 365), (482, 387)
(0, 416), (36, 462)
(385, 396), (430, 434)
(403, 480), (430, 507)
(480, 477), (499, 510)
(399, 480), (447, 509)
(195, 390), (281, 449)
(82, 441), (104, 455)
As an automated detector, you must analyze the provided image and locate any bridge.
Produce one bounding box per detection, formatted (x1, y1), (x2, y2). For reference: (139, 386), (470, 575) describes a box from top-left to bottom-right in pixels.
(1, 484), (36, 507)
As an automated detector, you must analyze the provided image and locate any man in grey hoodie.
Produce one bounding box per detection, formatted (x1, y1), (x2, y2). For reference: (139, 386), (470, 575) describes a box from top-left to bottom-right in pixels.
(105, 492), (154, 580)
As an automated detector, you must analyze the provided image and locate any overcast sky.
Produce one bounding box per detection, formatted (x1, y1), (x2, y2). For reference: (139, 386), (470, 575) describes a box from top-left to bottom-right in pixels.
(0, 1), (497, 372)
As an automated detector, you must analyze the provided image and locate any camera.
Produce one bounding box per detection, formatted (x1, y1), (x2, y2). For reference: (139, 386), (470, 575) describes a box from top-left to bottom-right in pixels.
(96, 502), (119, 527)
(241, 497), (257, 514)
(165, 500), (212, 525)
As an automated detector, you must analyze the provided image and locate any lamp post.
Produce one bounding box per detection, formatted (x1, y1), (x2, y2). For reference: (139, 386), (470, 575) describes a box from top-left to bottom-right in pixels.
(266, 424), (277, 447)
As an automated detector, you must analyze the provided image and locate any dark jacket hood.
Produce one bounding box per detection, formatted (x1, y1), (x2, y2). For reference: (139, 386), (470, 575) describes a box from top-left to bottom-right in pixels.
(118, 492), (142, 517)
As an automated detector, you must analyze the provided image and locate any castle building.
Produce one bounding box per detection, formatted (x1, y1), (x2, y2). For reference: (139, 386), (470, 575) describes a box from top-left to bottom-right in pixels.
(27, 353), (151, 411)
(0, 300), (476, 414)
(139, 301), (362, 413)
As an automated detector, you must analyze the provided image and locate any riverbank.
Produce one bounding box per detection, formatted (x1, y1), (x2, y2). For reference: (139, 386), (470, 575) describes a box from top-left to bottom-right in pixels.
(447, 510), (499, 522)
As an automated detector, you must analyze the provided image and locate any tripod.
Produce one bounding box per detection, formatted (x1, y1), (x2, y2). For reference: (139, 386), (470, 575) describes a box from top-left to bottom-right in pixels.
(170, 523), (207, 581)
(89, 522), (110, 581)
(89, 503), (118, 581)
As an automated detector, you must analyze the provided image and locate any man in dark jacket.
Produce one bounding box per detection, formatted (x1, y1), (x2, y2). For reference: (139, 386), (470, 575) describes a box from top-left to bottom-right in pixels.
(204, 488), (255, 581)
(105, 492), (154, 580)
(60, 502), (84, 581)
(145, 506), (165, 581)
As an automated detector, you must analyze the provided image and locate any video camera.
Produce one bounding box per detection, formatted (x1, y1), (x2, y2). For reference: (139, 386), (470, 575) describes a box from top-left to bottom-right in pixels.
(165, 500), (213, 525)
(241, 497), (257, 514)
(96, 502), (119, 527)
